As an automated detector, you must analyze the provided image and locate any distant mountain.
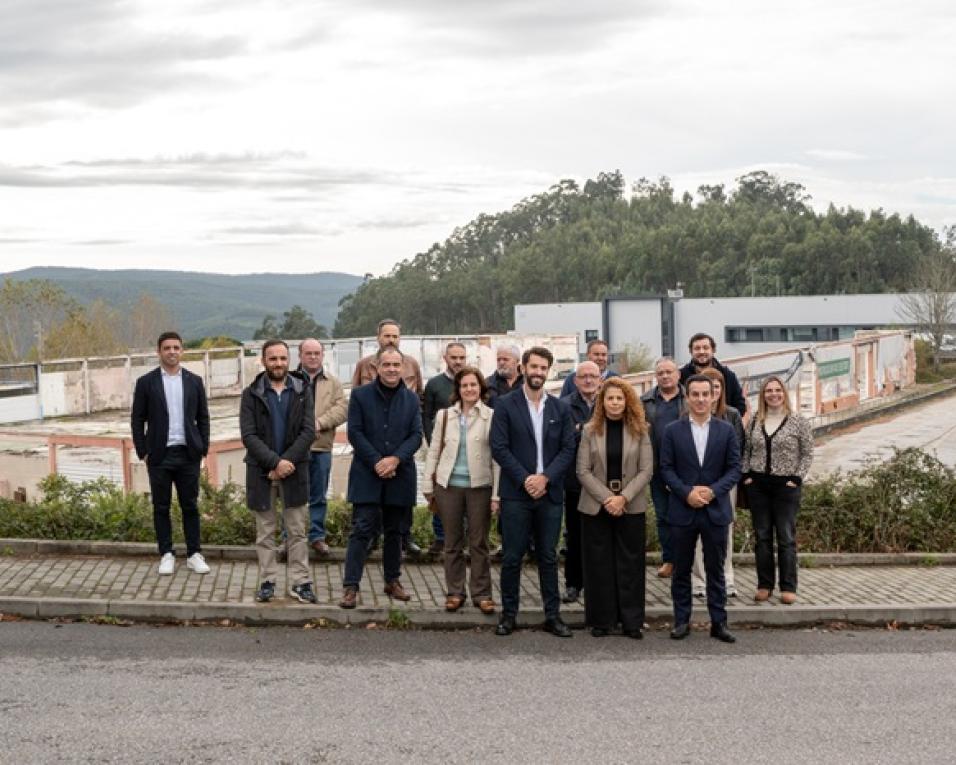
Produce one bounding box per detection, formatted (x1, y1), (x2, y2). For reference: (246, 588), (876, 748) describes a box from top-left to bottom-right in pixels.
(2, 267), (364, 340)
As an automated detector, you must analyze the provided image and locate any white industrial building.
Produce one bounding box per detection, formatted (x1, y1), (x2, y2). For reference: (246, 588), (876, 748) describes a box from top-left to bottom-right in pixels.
(515, 293), (930, 364)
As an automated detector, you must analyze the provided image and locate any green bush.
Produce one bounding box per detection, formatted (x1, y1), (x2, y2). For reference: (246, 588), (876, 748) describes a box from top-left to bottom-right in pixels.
(2, 447), (954, 553)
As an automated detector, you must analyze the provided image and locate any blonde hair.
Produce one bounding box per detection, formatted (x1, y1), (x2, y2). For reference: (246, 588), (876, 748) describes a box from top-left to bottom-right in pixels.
(756, 375), (793, 422)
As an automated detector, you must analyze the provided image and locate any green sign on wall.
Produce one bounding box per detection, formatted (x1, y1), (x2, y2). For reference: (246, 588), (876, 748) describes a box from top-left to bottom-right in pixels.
(818, 357), (851, 379)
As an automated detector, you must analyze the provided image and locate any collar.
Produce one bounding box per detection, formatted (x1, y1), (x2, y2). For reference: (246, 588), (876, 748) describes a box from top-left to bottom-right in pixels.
(160, 367), (182, 378)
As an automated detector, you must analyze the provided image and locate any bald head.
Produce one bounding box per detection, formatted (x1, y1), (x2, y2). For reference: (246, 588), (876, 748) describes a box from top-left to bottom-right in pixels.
(574, 360), (601, 400)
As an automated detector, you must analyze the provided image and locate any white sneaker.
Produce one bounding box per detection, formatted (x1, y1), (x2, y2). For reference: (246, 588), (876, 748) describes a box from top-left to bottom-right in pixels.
(158, 553), (175, 576)
(186, 552), (210, 574)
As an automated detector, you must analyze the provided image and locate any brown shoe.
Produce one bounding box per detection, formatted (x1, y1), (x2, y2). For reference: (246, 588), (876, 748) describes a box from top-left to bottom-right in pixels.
(754, 588), (771, 602)
(476, 598), (496, 615)
(384, 580), (411, 602)
(657, 562), (674, 578)
(427, 539), (444, 556)
(445, 595), (465, 612)
(339, 587), (358, 609)
(780, 591), (797, 605)
(311, 539), (330, 557)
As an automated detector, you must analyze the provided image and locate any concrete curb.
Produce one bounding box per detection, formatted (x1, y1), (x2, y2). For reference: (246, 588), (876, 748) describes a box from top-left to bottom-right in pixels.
(2, 595), (954, 629)
(3, 539), (955, 567)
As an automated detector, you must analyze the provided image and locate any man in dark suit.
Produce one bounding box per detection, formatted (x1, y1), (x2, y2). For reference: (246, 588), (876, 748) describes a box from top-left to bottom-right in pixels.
(660, 374), (741, 643)
(490, 346), (576, 638)
(559, 360), (601, 604)
(339, 347), (423, 609)
(131, 331), (211, 577)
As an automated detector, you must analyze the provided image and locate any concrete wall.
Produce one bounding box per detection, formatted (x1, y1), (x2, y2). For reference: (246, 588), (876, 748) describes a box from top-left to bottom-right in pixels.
(513, 302), (603, 356)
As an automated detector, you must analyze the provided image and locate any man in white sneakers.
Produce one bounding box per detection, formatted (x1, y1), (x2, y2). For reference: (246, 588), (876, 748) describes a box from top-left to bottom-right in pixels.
(131, 331), (211, 576)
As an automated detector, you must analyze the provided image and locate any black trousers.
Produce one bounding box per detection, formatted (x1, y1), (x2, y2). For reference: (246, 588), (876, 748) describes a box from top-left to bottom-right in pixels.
(147, 446), (202, 557)
(564, 489), (583, 590)
(580, 510), (646, 631)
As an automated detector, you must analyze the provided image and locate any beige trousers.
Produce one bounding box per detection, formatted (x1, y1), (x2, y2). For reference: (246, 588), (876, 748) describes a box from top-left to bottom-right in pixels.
(254, 481), (310, 587)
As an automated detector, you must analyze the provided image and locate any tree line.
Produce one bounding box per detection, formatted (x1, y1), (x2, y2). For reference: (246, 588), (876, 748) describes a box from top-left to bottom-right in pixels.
(0, 280), (174, 362)
(333, 170), (943, 336)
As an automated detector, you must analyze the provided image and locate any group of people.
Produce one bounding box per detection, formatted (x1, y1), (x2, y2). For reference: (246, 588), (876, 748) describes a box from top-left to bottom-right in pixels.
(130, 323), (814, 640)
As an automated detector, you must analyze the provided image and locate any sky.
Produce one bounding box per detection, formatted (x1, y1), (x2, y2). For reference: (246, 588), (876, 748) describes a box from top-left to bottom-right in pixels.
(1, 0), (955, 277)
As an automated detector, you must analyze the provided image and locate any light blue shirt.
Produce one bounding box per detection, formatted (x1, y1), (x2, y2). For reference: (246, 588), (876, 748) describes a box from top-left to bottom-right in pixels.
(525, 391), (547, 473)
(690, 416), (711, 466)
(161, 368), (186, 447)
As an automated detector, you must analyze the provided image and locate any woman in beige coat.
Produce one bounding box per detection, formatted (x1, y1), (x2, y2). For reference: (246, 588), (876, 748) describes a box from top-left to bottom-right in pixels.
(577, 378), (654, 638)
(423, 366), (499, 614)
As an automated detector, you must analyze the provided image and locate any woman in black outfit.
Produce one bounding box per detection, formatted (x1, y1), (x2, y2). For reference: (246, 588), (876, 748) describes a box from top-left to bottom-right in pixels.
(576, 378), (653, 638)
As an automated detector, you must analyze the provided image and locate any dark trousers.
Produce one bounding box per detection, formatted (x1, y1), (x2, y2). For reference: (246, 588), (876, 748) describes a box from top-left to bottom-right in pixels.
(499, 498), (563, 620)
(748, 477), (801, 593)
(307, 450), (332, 543)
(670, 512), (729, 626)
(344, 503), (407, 588)
(147, 446), (201, 557)
(581, 510), (646, 631)
(650, 476), (674, 563)
(563, 489), (583, 590)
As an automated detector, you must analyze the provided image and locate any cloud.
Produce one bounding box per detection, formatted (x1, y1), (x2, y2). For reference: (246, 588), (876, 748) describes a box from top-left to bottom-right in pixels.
(0, 0), (247, 121)
(72, 239), (131, 246)
(806, 149), (869, 162)
(219, 222), (342, 237)
(350, 0), (671, 56)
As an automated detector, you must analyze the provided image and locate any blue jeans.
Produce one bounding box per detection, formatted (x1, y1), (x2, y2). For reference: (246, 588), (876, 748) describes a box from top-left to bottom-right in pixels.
(650, 476), (674, 564)
(499, 498), (563, 620)
(307, 451), (332, 543)
(432, 512), (445, 542)
(343, 503), (406, 588)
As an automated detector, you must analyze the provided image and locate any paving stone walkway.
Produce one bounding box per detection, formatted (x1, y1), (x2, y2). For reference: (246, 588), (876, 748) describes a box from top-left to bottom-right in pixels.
(1, 551), (954, 628)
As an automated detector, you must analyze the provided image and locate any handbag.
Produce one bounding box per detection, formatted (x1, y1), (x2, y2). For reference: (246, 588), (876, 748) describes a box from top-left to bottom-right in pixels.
(427, 410), (449, 515)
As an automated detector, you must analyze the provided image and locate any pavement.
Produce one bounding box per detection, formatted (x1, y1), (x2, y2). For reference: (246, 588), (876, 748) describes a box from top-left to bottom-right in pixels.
(2, 540), (954, 628)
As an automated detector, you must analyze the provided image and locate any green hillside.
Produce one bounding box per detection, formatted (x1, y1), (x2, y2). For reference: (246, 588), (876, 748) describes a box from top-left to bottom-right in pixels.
(1, 267), (363, 341)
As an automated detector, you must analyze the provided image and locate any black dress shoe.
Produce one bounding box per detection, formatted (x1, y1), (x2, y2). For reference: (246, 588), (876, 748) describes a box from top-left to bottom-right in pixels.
(623, 628), (643, 640)
(495, 615), (516, 636)
(543, 617), (573, 638)
(590, 627), (610, 637)
(562, 586), (580, 604)
(670, 622), (691, 640)
(710, 622), (736, 643)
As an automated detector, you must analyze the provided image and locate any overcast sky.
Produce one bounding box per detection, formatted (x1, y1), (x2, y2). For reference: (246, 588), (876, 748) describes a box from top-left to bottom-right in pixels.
(2, 0), (954, 277)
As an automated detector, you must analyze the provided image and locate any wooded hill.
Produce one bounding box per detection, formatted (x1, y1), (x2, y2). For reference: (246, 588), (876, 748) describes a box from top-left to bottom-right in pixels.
(333, 170), (940, 336)
(1, 267), (363, 341)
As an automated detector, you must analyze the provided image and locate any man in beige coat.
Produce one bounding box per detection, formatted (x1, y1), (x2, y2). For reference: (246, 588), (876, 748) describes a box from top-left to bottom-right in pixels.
(297, 338), (347, 556)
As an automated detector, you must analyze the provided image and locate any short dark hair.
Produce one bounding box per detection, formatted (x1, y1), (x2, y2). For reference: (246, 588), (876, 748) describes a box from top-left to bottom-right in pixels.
(376, 346), (404, 362)
(586, 338), (608, 353)
(688, 332), (716, 352)
(156, 331), (183, 349)
(449, 366), (489, 406)
(445, 341), (466, 355)
(522, 346), (554, 368)
(261, 338), (289, 356)
(377, 318), (400, 334)
(685, 373), (714, 393)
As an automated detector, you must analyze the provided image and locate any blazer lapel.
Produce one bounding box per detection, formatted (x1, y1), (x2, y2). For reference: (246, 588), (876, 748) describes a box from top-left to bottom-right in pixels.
(515, 388), (537, 444)
(702, 419), (718, 468)
(153, 368), (168, 411)
(595, 424), (608, 481)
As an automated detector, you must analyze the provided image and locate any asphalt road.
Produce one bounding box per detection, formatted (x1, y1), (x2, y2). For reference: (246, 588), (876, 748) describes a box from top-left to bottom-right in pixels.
(2, 621), (954, 763)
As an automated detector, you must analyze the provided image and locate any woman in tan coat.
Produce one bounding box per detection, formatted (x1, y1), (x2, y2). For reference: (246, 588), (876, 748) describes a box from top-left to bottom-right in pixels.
(423, 366), (499, 614)
(576, 378), (654, 638)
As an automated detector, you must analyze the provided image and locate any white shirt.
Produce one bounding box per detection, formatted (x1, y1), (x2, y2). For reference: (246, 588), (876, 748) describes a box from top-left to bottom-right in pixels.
(525, 391), (547, 473)
(689, 416), (711, 466)
(161, 368), (186, 447)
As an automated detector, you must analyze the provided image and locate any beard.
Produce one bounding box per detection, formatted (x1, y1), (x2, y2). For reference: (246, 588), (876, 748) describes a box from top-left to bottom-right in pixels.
(526, 374), (545, 390)
(266, 367), (287, 381)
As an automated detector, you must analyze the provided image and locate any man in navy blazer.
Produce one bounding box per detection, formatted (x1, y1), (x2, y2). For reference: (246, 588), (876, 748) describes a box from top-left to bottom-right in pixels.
(660, 374), (741, 643)
(131, 331), (210, 577)
(490, 346), (576, 638)
(339, 347), (423, 609)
